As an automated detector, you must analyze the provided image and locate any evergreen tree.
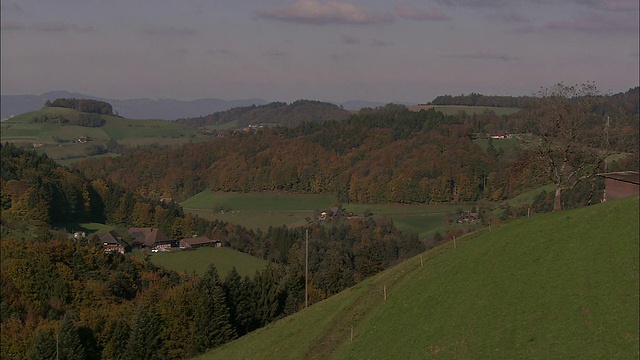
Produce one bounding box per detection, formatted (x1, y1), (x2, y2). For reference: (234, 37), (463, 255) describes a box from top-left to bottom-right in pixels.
(28, 328), (57, 360)
(58, 313), (86, 360)
(102, 319), (130, 360)
(126, 304), (165, 360)
(195, 264), (236, 351)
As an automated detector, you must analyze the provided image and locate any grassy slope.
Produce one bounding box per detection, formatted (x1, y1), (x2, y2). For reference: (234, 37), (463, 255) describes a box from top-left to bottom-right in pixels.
(148, 247), (269, 278)
(199, 196), (639, 359)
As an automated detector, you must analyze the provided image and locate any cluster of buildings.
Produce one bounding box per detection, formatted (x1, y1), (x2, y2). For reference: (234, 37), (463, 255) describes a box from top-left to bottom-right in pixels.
(97, 227), (222, 254)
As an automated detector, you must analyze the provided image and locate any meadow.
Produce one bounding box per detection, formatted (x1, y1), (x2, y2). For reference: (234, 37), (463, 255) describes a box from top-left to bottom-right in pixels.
(0, 107), (206, 164)
(146, 247), (268, 278)
(199, 196), (639, 359)
(182, 190), (477, 238)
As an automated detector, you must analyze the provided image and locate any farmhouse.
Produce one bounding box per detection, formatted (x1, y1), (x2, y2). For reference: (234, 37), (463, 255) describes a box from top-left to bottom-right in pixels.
(457, 211), (479, 223)
(179, 236), (222, 249)
(128, 227), (173, 250)
(490, 131), (510, 139)
(99, 230), (126, 254)
(597, 171), (640, 202)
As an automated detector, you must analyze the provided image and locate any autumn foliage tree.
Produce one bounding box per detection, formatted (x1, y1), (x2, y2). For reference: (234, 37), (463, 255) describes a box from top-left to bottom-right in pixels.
(524, 83), (616, 211)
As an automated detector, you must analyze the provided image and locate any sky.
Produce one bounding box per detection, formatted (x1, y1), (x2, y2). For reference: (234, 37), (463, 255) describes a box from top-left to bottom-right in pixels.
(1, 0), (638, 104)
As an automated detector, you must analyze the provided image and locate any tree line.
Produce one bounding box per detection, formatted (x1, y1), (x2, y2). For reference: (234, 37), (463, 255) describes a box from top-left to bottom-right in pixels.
(46, 98), (114, 116)
(175, 100), (350, 129)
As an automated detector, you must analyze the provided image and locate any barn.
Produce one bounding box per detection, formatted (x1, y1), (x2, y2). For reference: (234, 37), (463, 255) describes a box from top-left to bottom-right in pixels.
(597, 171), (640, 202)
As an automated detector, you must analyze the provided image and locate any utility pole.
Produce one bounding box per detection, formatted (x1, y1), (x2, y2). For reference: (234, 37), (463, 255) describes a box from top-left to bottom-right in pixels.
(305, 229), (309, 308)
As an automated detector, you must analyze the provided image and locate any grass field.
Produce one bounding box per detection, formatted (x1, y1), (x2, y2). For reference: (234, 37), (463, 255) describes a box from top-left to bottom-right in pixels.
(0, 107), (206, 163)
(409, 105), (521, 116)
(148, 247), (269, 278)
(199, 196), (639, 359)
(473, 137), (519, 151)
(182, 190), (473, 237)
(60, 221), (114, 234)
(507, 184), (556, 207)
(182, 190), (338, 230)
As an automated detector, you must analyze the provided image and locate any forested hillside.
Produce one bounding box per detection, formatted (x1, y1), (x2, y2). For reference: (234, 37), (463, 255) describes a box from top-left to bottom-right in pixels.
(77, 106), (524, 203)
(1, 145), (426, 359)
(175, 100), (350, 129)
(75, 89), (639, 209)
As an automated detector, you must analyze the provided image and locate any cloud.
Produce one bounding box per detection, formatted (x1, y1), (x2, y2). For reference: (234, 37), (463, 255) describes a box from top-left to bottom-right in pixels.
(1, 2), (22, 12)
(1, 21), (96, 33)
(138, 26), (197, 37)
(33, 23), (96, 33)
(371, 39), (393, 46)
(489, 11), (532, 24)
(206, 49), (234, 55)
(395, 4), (450, 21)
(255, 0), (394, 25)
(434, 0), (507, 8)
(447, 51), (520, 62)
(0, 21), (26, 31)
(262, 49), (287, 57)
(546, 14), (638, 33)
(341, 34), (360, 44)
(575, 0), (639, 11)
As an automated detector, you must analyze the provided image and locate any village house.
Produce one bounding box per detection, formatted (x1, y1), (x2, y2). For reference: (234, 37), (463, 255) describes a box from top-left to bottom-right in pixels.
(598, 171), (640, 202)
(179, 236), (222, 249)
(99, 230), (126, 254)
(128, 227), (173, 251)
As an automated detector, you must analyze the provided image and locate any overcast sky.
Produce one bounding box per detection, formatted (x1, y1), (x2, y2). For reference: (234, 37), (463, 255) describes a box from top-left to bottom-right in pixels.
(1, 0), (638, 103)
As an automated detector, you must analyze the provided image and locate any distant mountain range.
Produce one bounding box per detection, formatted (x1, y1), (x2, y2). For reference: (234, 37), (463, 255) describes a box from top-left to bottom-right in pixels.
(0, 91), (417, 120)
(0, 91), (267, 120)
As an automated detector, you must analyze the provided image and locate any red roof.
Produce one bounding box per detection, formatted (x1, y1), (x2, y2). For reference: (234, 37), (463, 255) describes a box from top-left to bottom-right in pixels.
(180, 236), (217, 246)
(128, 228), (172, 247)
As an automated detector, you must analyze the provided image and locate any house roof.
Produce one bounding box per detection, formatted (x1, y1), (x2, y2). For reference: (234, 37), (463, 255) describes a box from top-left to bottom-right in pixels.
(180, 236), (218, 246)
(128, 227), (172, 247)
(99, 230), (125, 246)
(597, 171), (640, 185)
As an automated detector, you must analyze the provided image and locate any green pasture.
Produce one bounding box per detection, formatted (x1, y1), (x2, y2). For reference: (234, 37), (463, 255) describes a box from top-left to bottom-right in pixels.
(56, 152), (120, 166)
(59, 222), (114, 234)
(0, 106), (206, 164)
(101, 117), (195, 140)
(186, 209), (313, 231)
(182, 189), (338, 211)
(148, 247), (269, 278)
(202, 119), (239, 131)
(200, 196), (639, 359)
(473, 137), (519, 151)
(507, 184), (556, 207)
(183, 190), (476, 238)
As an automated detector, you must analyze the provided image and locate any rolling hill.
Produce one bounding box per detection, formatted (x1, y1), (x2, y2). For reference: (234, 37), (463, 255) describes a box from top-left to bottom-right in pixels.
(198, 196), (639, 359)
(0, 106), (205, 163)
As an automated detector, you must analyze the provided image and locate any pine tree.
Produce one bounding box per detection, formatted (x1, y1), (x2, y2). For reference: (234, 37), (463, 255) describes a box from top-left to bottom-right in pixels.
(126, 304), (165, 360)
(58, 313), (86, 360)
(195, 264), (236, 351)
(28, 328), (57, 360)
